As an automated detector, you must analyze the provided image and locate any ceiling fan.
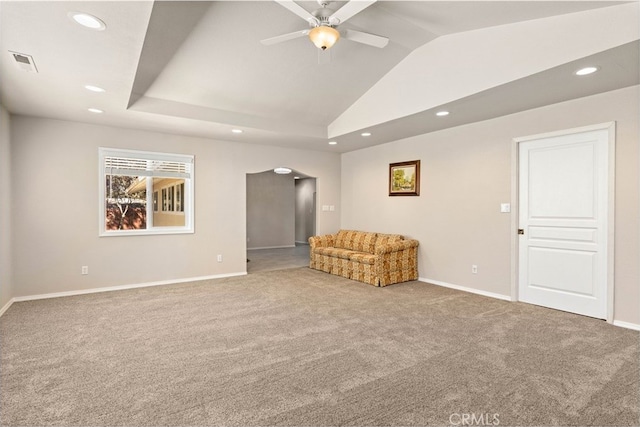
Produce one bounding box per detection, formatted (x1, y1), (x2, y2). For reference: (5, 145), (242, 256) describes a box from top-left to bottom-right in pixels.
(261, 0), (389, 51)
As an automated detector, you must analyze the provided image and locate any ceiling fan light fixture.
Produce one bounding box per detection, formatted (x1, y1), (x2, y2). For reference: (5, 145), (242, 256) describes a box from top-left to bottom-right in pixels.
(309, 26), (340, 50)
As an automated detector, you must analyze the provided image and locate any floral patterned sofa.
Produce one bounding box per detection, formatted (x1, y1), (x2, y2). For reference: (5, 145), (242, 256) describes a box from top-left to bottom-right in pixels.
(308, 229), (419, 287)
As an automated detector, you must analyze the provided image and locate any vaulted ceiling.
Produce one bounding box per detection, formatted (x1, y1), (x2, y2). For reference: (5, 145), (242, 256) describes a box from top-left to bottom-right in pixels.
(1, 1), (638, 152)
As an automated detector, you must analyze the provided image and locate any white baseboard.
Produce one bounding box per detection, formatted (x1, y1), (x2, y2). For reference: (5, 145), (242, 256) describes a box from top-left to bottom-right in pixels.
(612, 320), (640, 331)
(8, 272), (247, 306)
(0, 298), (14, 317)
(420, 278), (640, 331)
(248, 245), (296, 250)
(418, 277), (512, 301)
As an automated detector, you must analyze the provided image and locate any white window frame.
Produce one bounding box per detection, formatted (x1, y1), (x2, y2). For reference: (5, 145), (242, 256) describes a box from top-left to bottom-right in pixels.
(99, 147), (194, 236)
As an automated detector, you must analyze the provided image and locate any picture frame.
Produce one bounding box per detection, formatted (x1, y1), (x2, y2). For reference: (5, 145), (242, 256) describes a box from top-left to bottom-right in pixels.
(389, 160), (420, 196)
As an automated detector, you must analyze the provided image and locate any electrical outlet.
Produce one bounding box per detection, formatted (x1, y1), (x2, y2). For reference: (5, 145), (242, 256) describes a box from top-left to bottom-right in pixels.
(472, 265), (478, 274)
(81, 266), (89, 275)
(217, 254), (223, 262)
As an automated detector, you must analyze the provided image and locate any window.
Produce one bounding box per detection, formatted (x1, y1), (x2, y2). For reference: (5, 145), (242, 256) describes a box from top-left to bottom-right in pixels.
(159, 181), (185, 214)
(99, 148), (194, 236)
(176, 182), (184, 212)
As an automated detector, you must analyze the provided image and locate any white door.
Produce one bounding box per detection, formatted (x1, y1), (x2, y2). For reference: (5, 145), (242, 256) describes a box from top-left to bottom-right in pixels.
(518, 128), (610, 319)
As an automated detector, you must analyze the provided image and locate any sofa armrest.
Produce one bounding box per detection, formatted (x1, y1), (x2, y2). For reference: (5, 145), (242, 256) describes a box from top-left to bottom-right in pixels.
(308, 234), (336, 250)
(375, 239), (419, 255)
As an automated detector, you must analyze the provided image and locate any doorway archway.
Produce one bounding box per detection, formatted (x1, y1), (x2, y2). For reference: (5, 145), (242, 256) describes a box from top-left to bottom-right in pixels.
(246, 168), (316, 273)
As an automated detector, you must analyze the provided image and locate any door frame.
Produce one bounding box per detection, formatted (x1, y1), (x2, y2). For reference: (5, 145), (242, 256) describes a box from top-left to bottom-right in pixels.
(509, 122), (616, 323)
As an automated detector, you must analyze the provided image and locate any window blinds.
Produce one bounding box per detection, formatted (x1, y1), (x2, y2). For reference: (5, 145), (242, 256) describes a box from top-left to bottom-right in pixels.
(101, 149), (193, 179)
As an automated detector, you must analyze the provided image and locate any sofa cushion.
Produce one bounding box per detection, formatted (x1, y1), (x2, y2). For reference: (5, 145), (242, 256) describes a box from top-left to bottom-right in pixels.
(334, 230), (378, 254)
(376, 233), (403, 248)
(348, 252), (376, 265)
(315, 247), (356, 260)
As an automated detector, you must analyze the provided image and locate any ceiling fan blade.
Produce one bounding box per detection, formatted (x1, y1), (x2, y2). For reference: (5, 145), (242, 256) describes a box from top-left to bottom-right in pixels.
(261, 29), (310, 46)
(274, 0), (319, 25)
(329, 0), (376, 25)
(342, 29), (388, 48)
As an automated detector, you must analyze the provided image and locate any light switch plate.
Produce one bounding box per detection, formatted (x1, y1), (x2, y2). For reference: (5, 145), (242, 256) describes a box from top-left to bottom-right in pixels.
(500, 203), (511, 213)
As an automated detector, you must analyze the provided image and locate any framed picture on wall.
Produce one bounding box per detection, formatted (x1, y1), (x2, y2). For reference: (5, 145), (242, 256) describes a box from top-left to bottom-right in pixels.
(389, 160), (420, 196)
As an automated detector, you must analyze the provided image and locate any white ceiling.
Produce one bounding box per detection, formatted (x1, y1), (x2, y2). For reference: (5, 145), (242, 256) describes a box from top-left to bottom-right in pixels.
(1, 1), (638, 153)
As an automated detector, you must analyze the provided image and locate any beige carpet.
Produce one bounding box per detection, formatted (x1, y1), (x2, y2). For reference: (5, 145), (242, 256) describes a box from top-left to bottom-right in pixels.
(1, 267), (638, 426)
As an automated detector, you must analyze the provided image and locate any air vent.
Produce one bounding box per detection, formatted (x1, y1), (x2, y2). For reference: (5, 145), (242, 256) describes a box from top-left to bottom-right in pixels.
(9, 51), (38, 73)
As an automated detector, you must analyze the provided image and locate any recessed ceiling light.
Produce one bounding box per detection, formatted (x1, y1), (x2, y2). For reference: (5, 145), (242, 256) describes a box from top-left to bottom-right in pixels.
(294, 176), (300, 179)
(361, 132), (371, 137)
(274, 167), (292, 174)
(436, 111), (450, 117)
(69, 12), (106, 30)
(88, 108), (103, 114)
(575, 66), (599, 76)
(231, 129), (243, 134)
(328, 141), (338, 145)
(85, 85), (105, 93)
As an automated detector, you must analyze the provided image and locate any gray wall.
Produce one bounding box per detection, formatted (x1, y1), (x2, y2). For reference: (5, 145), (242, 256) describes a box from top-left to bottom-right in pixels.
(295, 178), (316, 244)
(0, 106), (12, 310)
(341, 86), (639, 326)
(247, 171), (295, 249)
(8, 116), (341, 298)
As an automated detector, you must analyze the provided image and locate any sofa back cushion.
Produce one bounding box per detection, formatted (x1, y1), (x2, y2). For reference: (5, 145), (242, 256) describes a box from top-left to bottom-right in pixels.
(376, 234), (403, 248)
(335, 230), (378, 254)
